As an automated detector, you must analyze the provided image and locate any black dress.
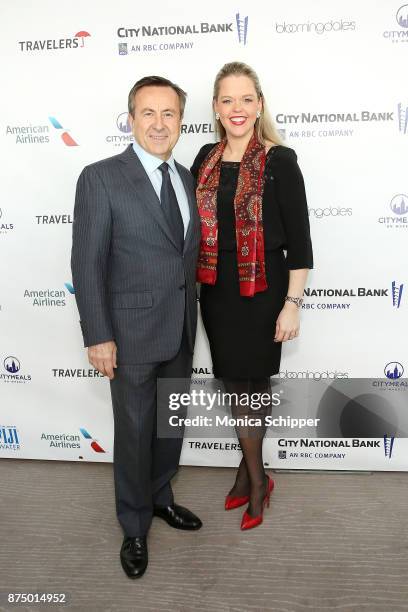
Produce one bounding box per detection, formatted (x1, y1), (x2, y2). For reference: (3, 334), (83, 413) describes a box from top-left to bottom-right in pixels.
(190, 144), (313, 379)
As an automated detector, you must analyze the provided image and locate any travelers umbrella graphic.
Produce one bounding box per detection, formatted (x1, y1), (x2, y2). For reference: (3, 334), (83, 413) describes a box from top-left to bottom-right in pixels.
(75, 31), (91, 47)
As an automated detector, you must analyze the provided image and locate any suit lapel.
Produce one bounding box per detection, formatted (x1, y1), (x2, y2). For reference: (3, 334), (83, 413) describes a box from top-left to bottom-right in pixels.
(175, 161), (196, 254)
(118, 145), (179, 250)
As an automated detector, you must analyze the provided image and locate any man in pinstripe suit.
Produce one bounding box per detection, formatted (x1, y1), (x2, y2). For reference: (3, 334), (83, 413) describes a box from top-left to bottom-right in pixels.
(71, 76), (202, 579)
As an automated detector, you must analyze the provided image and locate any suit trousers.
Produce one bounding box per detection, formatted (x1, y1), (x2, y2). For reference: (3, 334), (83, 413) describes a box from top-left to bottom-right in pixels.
(109, 320), (192, 537)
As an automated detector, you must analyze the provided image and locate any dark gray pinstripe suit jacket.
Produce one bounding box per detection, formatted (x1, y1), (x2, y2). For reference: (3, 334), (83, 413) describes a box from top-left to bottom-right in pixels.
(71, 144), (200, 365)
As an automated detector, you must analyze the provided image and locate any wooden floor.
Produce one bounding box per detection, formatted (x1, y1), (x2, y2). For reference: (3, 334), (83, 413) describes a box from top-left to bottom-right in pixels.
(1, 459), (408, 612)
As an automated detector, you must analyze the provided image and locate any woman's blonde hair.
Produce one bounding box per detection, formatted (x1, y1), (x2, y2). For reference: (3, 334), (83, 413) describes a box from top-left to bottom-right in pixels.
(213, 61), (282, 145)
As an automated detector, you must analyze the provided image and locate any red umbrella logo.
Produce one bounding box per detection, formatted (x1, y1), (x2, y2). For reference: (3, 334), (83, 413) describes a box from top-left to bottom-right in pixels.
(75, 30), (91, 47)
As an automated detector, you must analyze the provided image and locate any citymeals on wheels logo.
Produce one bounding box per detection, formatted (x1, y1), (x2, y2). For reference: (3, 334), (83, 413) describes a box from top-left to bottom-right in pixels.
(383, 5), (408, 43)
(105, 112), (134, 147)
(6, 116), (79, 146)
(378, 194), (408, 230)
(117, 112), (131, 133)
(384, 362), (404, 379)
(0, 208), (14, 235)
(372, 362), (407, 390)
(0, 426), (20, 451)
(18, 30), (91, 52)
(1, 356), (32, 384)
(117, 12), (248, 55)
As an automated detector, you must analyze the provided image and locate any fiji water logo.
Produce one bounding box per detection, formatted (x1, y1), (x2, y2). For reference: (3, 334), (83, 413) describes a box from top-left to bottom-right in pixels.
(48, 116), (79, 146)
(383, 434), (395, 458)
(236, 12), (249, 44)
(396, 5), (408, 28)
(0, 425), (20, 451)
(116, 112), (131, 133)
(390, 194), (408, 215)
(384, 362), (404, 379)
(64, 282), (75, 294)
(392, 281), (403, 308)
(4, 356), (20, 374)
(80, 428), (106, 453)
(397, 103), (408, 135)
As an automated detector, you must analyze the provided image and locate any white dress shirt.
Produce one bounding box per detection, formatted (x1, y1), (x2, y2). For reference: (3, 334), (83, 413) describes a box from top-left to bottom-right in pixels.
(132, 140), (190, 237)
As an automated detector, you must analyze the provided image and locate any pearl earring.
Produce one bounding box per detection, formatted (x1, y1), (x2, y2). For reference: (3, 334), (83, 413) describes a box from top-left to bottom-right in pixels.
(215, 112), (220, 120)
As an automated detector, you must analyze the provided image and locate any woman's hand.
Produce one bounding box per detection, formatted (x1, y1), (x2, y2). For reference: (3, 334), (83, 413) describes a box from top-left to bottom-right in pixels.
(274, 302), (300, 342)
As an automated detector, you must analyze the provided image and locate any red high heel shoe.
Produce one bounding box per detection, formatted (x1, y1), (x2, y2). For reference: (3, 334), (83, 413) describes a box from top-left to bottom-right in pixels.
(240, 476), (274, 530)
(224, 493), (250, 510)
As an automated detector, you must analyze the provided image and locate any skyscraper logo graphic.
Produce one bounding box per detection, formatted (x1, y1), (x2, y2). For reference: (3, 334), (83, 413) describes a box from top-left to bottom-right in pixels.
(396, 5), (408, 28)
(397, 103), (408, 135)
(390, 194), (408, 215)
(48, 116), (79, 146)
(4, 356), (21, 374)
(116, 112), (131, 133)
(392, 281), (403, 308)
(383, 434), (395, 458)
(384, 362), (404, 379)
(236, 13), (249, 45)
(80, 427), (106, 453)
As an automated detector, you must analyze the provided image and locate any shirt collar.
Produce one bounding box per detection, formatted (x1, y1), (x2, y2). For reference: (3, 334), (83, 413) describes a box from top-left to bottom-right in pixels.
(132, 140), (177, 175)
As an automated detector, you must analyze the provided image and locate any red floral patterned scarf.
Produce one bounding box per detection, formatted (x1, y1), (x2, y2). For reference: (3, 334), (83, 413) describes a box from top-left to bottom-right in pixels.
(196, 133), (267, 297)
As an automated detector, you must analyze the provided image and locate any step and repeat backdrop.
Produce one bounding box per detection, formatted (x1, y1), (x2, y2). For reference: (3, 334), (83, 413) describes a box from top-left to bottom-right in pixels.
(1, 0), (407, 470)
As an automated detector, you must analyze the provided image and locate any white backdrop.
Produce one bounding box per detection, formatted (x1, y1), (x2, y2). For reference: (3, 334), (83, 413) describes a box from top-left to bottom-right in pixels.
(1, 0), (407, 470)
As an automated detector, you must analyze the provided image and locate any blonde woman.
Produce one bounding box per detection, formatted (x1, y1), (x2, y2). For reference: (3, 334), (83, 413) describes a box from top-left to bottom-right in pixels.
(191, 62), (313, 530)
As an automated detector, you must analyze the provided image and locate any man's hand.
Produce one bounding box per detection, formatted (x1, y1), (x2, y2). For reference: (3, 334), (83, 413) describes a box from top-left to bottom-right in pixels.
(88, 341), (118, 380)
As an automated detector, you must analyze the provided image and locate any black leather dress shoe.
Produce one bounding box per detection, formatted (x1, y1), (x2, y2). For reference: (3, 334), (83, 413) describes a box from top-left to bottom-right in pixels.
(120, 536), (148, 579)
(153, 504), (202, 530)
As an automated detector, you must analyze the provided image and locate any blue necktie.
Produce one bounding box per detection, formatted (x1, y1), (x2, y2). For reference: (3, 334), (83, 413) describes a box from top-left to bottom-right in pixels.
(159, 162), (184, 252)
